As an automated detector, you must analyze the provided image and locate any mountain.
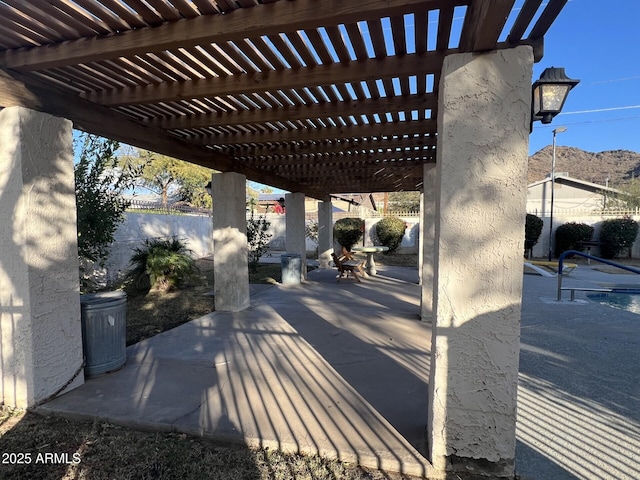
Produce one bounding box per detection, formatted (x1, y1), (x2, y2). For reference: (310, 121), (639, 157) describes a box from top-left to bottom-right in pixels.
(528, 146), (640, 186)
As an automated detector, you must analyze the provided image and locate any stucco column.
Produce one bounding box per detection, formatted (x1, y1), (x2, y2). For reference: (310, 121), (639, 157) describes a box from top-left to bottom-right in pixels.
(285, 192), (307, 281)
(0, 107), (84, 407)
(427, 46), (533, 476)
(420, 164), (436, 321)
(317, 200), (333, 269)
(212, 172), (250, 311)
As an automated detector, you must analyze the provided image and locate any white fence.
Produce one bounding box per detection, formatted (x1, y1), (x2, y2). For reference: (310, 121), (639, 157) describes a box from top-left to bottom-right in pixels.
(98, 207), (640, 286)
(100, 210), (420, 285)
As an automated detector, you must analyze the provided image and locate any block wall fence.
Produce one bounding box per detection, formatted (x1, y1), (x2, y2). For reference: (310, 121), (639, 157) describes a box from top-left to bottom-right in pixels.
(96, 210), (640, 286)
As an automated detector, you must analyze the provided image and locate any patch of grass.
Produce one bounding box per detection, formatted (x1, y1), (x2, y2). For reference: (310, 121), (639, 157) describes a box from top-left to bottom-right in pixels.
(0, 409), (414, 480)
(372, 252), (419, 268)
(248, 263), (283, 284)
(124, 258), (313, 345)
(125, 288), (214, 345)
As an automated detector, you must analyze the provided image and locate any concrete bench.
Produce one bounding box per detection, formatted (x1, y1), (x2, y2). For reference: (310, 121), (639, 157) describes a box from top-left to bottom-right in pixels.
(560, 287), (612, 301)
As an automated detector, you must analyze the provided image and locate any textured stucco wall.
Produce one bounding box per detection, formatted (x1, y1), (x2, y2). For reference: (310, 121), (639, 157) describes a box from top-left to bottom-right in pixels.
(317, 201), (334, 268)
(0, 107), (84, 407)
(212, 172), (250, 312)
(101, 212), (214, 284)
(427, 47), (533, 475)
(421, 165), (436, 320)
(285, 192), (307, 281)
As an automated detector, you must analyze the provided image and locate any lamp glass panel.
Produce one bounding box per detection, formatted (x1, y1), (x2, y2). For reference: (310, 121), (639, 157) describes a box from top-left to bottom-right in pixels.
(539, 84), (570, 113)
(533, 85), (541, 115)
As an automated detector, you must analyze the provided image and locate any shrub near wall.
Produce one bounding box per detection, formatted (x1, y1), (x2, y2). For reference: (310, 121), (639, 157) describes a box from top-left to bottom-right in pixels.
(525, 213), (544, 255)
(375, 216), (406, 253)
(554, 222), (594, 258)
(599, 217), (640, 259)
(333, 217), (364, 251)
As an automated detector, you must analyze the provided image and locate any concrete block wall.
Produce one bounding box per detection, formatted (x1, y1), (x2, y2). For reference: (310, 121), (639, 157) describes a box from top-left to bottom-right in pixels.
(97, 212), (423, 286)
(529, 213), (640, 259)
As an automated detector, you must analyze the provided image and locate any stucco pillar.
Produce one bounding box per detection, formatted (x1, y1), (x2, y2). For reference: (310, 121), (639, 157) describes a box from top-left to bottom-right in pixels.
(0, 107), (84, 408)
(212, 172), (250, 312)
(419, 190), (424, 286)
(285, 192), (307, 281)
(317, 200), (333, 269)
(427, 46), (533, 477)
(420, 164), (436, 321)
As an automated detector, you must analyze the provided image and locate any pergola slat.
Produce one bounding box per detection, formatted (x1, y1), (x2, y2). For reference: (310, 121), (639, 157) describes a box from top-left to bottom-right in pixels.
(459, 0), (514, 52)
(119, 0), (166, 24)
(436, 6), (454, 50)
(528, 0), (568, 40)
(390, 15), (407, 56)
(285, 31), (319, 67)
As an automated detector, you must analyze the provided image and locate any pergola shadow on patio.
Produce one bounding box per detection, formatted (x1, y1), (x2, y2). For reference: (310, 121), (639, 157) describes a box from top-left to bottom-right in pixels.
(39, 267), (436, 478)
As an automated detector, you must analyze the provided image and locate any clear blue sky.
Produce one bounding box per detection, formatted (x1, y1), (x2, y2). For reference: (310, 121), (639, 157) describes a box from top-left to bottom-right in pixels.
(529, 0), (640, 155)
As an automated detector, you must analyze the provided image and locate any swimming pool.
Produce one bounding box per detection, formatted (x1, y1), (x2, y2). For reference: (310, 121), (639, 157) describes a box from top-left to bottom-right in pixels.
(588, 289), (640, 314)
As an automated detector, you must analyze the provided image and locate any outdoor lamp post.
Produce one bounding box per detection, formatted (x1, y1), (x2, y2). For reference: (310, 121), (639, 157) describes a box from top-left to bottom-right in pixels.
(548, 126), (567, 261)
(532, 67), (580, 125)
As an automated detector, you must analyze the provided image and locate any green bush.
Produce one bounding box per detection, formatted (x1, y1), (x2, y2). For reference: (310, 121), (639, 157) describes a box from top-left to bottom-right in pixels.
(127, 237), (196, 292)
(599, 217), (639, 259)
(554, 222), (594, 257)
(375, 216), (407, 253)
(247, 212), (272, 273)
(75, 134), (142, 291)
(525, 214), (544, 245)
(333, 218), (364, 251)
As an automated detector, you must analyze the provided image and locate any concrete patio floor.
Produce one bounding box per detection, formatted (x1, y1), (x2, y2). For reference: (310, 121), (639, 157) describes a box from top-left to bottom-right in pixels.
(38, 263), (640, 479)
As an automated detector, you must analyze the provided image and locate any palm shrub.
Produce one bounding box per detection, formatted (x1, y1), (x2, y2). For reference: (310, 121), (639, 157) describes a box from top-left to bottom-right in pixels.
(554, 222), (594, 257)
(247, 212), (272, 272)
(599, 217), (639, 259)
(333, 217), (364, 251)
(375, 216), (407, 253)
(127, 237), (196, 292)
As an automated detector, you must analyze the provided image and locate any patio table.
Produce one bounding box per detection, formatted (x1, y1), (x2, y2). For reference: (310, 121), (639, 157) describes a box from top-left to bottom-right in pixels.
(351, 246), (389, 275)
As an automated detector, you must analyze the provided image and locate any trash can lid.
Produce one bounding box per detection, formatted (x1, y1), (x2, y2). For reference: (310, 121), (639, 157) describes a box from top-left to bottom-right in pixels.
(80, 291), (127, 304)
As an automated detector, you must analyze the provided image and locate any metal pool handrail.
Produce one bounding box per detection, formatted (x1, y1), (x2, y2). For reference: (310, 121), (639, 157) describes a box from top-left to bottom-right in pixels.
(557, 250), (640, 301)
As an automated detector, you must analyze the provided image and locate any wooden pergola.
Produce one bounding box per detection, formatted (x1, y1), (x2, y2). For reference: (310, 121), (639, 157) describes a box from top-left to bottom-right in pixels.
(0, 0), (566, 198)
(0, 2), (571, 477)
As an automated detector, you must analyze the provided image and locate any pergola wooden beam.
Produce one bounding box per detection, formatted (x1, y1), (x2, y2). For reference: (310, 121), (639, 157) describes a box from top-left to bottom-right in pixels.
(155, 94), (436, 129)
(283, 170), (425, 193)
(1, 0), (461, 71)
(87, 53), (445, 106)
(242, 153), (434, 168)
(202, 119), (438, 146)
(223, 135), (437, 157)
(459, 0), (514, 52)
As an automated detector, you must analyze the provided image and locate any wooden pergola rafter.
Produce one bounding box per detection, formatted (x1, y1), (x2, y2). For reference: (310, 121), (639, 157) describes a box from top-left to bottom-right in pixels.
(0, 0), (566, 198)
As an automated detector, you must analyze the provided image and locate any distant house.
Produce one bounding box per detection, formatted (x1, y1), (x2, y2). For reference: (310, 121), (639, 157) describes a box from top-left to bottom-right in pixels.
(527, 174), (621, 215)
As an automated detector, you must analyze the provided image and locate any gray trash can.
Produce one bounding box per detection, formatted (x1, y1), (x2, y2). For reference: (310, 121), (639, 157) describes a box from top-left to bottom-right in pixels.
(80, 291), (127, 377)
(281, 253), (302, 285)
